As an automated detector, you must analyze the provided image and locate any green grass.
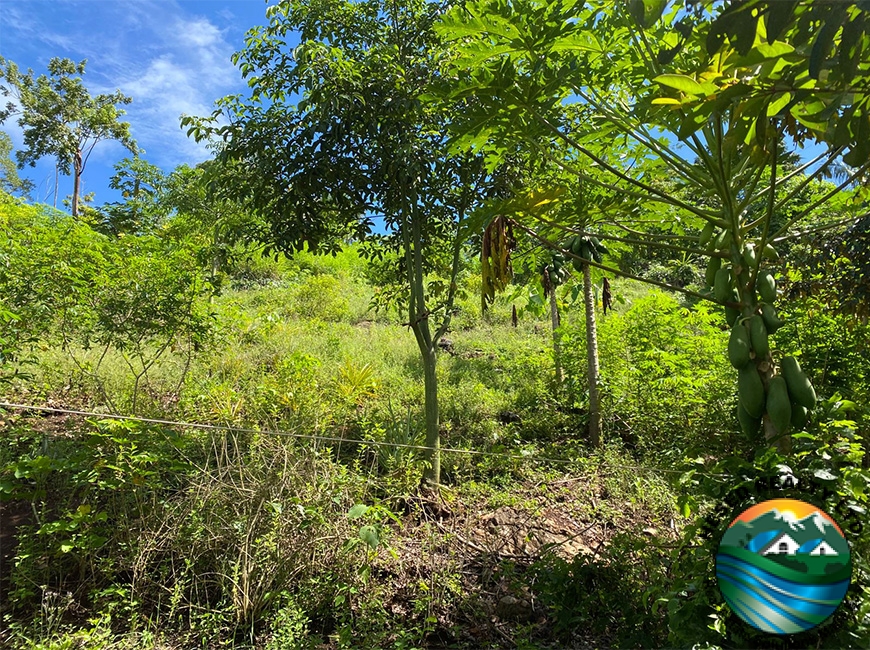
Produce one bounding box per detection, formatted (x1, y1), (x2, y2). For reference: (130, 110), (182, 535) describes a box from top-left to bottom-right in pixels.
(4, 247), (868, 649)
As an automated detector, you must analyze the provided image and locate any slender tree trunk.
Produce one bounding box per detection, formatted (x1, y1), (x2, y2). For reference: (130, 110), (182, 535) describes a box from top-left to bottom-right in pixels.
(420, 342), (440, 486)
(72, 150), (83, 217)
(549, 287), (564, 384)
(53, 163), (59, 209)
(583, 261), (602, 448)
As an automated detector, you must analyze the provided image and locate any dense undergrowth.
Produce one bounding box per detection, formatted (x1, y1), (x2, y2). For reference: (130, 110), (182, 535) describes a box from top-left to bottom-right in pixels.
(1, 193), (869, 648)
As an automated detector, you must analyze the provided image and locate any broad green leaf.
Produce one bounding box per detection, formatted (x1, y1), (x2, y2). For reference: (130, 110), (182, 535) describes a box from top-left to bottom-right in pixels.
(767, 92), (792, 116)
(651, 97), (683, 105)
(653, 74), (707, 96)
(347, 504), (369, 519)
(358, 525), (379, 549)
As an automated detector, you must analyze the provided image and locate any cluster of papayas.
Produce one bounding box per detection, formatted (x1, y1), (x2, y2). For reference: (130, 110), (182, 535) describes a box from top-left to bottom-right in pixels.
(564, 234), (608, 272)
(733, 344), (816, 438)
(541, 252), (571, 287)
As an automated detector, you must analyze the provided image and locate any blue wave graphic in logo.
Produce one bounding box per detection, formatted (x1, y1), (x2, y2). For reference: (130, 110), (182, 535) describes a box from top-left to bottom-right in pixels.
(716, 551), (850, 634)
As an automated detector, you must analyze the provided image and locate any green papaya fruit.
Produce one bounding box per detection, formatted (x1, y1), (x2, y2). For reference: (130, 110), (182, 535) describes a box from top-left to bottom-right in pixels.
(743, 243), (757, 270)
(570, 236), (582, 255)
(728, 320), (752, 369)
(700, 222), (715, 246)
(791, 403), (808, 430)
(580, 243), (592, 261)
(781, 356), (816, 409)
(705, 256), (721, 288)
(749, 315), (769, 358)
(760, 303), (784, 333)
(758, 272), (777, 303)
(763, 243), (779, 261)
(738, 401), (761, 436)
(738, 364), (765, 418)
(714, 229), (732, 251)
(591, 247), (602, 263)
(767, 375), (792, 434)
(714, 267), (732, 302)
(572, 258), (584, 273)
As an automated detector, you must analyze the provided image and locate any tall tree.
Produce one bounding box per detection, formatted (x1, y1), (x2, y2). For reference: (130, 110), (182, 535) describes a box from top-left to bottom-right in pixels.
(0, 57), (136, 216)
(183, 0), (496, 486)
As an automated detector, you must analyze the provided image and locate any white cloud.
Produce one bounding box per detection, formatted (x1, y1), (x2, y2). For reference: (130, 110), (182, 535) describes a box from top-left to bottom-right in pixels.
(100, 8), (244, 167)
(2, 0), (246, 169)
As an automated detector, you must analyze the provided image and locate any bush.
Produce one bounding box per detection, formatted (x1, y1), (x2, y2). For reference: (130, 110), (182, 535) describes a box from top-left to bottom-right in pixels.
(562, 291), (737, 462)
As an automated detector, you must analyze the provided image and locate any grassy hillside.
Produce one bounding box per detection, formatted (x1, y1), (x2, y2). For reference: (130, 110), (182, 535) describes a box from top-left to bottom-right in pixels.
(1, 218), (868, 648)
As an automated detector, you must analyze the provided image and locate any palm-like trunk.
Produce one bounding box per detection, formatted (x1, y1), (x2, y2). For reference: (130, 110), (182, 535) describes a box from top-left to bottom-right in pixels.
(583, 261), (601, 448)
(549, 287), (564, 384)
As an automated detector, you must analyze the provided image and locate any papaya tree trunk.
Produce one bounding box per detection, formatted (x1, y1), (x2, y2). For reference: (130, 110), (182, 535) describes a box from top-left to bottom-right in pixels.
(549, 287), (564, 384)
(583, 261), (601, 448)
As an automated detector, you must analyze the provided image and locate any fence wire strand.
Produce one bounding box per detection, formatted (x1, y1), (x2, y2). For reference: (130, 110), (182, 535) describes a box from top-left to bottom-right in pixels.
(0, 401), (728, 478)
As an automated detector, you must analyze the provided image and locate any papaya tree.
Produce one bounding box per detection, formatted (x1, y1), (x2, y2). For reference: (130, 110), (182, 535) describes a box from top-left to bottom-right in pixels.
(435, 0), (869, 452)
(182, 0), (499, 486)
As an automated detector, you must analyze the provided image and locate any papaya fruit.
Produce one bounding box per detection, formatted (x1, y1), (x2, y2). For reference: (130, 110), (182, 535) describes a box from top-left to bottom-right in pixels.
(738, 401), (761, 436)
(714, 267), (732, 302)
(728, 320), (752, 369)
(700, 222), (715, 246)
(743, 243), (757, 270)
(572, 258), (584, 273)
(738, 364), (765, 418)
(570, 236), (582, 255)
(791, 403), (808, 430)
(705, 256), (721, 288)
(714, 229), (732, 251)
(781, 356), (816, 409)
(757, 272), (776, 303)
(760, 303), (784, 333)
(767, 375), (792, 434)
(763, 243), (779, 261)
(580, 243), (592, 261)
(749, 315), (769, 358)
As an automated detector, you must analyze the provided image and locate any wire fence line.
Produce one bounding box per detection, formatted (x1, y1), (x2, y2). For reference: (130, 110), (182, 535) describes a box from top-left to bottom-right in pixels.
(0, 401), (728, 478)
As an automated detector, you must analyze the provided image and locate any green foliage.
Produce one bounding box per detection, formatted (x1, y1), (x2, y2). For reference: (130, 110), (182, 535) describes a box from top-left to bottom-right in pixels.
(0, 56), (136, 216)
(563, 291), (737, 460)
(0, 131), (34, 199)
(0, 195), (212, 412)
(96, 156), (169, 235)
(290, 274), (352, 323)
(663, 411), (870, 649)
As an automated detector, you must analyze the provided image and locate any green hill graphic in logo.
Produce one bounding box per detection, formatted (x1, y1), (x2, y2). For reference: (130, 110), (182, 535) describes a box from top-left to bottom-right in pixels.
(716, 498), (851, 635)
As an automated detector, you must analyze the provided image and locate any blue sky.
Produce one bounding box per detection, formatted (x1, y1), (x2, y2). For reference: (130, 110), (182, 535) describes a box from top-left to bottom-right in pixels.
(0, 0), (277, 207)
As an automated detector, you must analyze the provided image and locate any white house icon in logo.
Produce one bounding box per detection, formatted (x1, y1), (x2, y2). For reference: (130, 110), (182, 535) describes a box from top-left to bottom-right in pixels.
(761, 532), (840, 557)
(762, 532), (801, 555)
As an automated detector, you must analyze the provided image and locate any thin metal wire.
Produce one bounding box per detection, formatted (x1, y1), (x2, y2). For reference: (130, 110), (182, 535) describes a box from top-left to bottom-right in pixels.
(0, 401), (727, 477)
